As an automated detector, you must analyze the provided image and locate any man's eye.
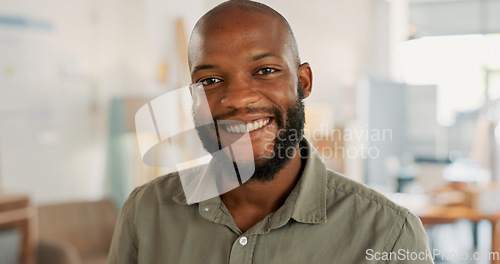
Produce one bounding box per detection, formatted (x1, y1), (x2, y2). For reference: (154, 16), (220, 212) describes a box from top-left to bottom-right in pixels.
(256, 68), (277, 75)
(200, 78), (222, 86)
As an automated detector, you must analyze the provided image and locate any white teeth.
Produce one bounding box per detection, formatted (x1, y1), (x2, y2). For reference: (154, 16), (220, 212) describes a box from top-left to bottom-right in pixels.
(225, 118), (270, 133)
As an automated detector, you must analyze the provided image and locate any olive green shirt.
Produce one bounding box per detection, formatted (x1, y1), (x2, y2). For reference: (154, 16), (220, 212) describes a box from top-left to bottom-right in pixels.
(109, 140), (433, 263)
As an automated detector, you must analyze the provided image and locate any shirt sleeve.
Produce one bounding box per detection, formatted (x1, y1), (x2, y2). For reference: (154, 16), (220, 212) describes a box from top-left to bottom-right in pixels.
(108, 188), (141, 264)
(387, 212), (435, 264)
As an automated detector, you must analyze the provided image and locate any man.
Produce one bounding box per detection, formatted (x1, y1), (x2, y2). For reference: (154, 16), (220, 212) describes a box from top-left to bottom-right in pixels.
(109, 1), (433, 263)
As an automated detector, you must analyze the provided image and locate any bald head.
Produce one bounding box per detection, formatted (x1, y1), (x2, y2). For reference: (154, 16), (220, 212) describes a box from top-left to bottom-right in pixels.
(188, 0), (300, 70)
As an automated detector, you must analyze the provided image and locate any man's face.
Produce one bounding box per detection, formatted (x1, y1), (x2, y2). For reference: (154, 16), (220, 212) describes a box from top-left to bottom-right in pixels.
(189, 8), (310, 181)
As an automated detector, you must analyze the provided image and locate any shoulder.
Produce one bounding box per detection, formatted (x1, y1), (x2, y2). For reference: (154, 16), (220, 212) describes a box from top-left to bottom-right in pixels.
(127, 165), (207, 208)
(325, 169), (410, 217)
(323, 170), (429, 253)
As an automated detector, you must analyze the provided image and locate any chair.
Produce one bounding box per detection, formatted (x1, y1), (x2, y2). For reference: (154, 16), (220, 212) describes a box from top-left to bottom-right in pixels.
(37, 200), (117, 264)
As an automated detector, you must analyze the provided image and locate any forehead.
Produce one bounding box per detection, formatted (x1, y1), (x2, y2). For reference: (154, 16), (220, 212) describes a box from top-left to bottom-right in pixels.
(189, 8), (291, 68)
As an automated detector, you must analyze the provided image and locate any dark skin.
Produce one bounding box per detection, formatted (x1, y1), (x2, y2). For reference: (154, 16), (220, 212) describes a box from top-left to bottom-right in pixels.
(189, 6), (313, 232)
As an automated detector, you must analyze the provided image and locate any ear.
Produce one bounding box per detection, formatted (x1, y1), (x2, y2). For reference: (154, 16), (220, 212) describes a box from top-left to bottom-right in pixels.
(297, 62), (312, 99)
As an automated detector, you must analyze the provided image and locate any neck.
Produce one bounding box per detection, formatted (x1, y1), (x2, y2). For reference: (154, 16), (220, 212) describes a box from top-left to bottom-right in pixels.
(221, 144), (304, 215)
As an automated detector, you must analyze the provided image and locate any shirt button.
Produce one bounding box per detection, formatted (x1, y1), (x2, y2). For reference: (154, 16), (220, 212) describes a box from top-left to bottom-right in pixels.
(203, 207), (209, 212)
(239, 236), (248, 246)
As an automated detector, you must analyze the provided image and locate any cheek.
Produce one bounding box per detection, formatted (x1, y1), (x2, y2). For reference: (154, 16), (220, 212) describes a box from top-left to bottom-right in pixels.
(262, 77), (298, 103)
(192, 90), (219, 123)
(204, 92), (223, 116)
(260, 87), (296, 114)
(192, 102), (214, 126)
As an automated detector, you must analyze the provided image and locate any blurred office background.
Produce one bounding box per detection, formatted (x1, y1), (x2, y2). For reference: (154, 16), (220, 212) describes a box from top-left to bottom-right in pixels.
(1, 0), (500, 263)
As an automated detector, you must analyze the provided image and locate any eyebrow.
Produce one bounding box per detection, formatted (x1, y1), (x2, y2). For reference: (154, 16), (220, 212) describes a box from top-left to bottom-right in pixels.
(191, 52), (280, 74)
(192, 64), (216, 74)
(251, 52), (279, 61)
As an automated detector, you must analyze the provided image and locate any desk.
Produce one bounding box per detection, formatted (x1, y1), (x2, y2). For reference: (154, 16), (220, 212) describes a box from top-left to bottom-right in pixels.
(419, 205), (500, 264)
(0, 194), (36, 264)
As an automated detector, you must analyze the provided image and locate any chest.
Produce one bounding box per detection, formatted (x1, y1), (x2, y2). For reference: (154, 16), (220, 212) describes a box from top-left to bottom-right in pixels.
(135, 218), (386, 264)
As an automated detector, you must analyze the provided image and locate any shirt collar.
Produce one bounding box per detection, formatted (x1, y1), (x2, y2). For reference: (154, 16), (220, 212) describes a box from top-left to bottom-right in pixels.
(264, 138), (327, 230)
(172, 138), (328, 226)
(288, 138), (327, 224)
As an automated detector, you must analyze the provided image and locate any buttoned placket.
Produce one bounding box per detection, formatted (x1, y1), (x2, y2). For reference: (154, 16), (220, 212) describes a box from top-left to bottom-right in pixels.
(198, 200), (271, 264)
(228, 234), (256, 264)
(193, 140), (325, 263)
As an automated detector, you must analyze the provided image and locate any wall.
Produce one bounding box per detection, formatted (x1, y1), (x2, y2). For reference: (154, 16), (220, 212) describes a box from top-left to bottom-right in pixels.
(410, 0), (500, 37)
(0, 0), (395, 203)
(0, 0), (122, 204)
(0, 0), (211, 204)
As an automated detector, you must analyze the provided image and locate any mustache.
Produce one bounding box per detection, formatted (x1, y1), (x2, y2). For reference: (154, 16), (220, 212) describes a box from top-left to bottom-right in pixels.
(212, 106), (280, 121)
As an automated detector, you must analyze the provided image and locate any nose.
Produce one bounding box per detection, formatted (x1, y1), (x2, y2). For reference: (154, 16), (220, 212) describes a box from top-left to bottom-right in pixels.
(220, 77), (261, 109)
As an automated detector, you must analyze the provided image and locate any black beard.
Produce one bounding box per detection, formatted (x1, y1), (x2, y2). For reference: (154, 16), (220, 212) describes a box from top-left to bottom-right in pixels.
(193, 83), (306, 183)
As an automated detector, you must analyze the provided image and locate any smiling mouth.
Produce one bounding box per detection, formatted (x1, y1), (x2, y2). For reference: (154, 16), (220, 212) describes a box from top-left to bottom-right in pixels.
(223, 118), (271, 133)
